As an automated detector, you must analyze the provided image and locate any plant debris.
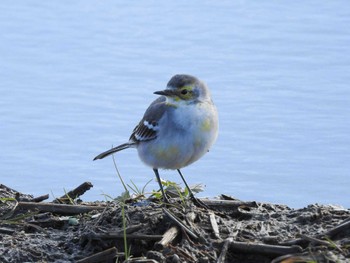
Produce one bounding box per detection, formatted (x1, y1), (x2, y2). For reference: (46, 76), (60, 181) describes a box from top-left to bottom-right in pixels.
(0, 183), (349, 263)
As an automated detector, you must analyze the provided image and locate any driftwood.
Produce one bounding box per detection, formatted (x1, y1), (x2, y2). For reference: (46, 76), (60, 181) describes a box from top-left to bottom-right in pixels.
(156, 226), (179, 249)
(30, 194), (50, 203)
(18, 202), (105, 215)
(201, 199), (257, 209)
(54, 182), (93, 204)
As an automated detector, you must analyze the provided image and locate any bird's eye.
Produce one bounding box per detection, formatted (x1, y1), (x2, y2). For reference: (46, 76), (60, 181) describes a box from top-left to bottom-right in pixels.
(181, 89), (188, 95)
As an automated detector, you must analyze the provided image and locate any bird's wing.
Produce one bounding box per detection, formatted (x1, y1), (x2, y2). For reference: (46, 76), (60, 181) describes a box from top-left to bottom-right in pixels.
(129, 96), (167, 143)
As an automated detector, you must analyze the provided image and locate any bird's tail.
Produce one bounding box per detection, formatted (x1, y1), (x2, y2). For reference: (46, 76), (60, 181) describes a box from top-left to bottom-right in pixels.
(93, 142), (135, 161)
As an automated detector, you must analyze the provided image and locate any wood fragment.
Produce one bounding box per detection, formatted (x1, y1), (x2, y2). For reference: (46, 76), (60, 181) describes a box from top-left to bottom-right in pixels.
(217, 237), (232, 263)
(18, 202), (104, 215)
(162, 208), (199, 240)
(30, 194), (49, 203)
(156, 226), (179, 248)
(209, 211), (220, 239)
(201, 199), (257, 208)
(229, 240), (302, 256)
(54, 182), (93, 204)
(76, 247), (118, 263)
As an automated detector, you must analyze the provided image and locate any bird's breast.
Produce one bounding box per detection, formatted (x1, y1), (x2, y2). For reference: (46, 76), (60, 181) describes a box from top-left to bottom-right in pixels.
(137, 102), (218, 169)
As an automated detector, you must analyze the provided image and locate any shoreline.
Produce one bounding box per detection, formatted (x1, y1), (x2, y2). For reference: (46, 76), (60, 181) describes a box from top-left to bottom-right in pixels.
(1, 183), (349, 262)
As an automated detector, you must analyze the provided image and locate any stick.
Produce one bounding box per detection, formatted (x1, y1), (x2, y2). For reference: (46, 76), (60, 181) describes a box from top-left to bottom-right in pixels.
(217, 237), (232, 263)
(209, 212), (220, 239)
(156, 226), (179, 249)
(76, 247), (118, 263)
(30, 194), (49, 203)
(54, 182), (93, 203)
(18, 202), (104, 215)
(229, 240), (302, 256)
(162, 208), (199, 240)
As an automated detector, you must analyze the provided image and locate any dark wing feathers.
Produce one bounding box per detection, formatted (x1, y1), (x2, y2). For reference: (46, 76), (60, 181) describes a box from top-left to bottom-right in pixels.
(129, 96), (167, 143)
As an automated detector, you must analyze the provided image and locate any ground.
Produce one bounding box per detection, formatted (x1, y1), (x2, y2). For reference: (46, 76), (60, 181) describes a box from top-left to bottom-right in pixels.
(0, 183), (349, 263)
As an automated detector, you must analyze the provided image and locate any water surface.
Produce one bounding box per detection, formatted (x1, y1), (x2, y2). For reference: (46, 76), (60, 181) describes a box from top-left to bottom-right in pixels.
(1, 1), (349, 208)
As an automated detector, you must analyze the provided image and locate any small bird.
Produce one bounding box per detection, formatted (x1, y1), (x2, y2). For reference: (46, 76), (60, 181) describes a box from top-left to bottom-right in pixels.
(94, 74), (218, 206)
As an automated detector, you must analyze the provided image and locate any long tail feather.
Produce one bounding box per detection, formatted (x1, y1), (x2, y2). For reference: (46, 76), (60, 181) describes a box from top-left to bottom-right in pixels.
(93, 143), (134, 160)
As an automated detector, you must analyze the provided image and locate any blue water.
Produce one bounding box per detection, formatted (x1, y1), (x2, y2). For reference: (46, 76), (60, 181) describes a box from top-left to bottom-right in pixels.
(1, 1), (349, 208)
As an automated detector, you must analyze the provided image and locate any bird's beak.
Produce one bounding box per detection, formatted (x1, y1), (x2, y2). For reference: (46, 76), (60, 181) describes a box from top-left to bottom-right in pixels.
(154, 89), (177, 97)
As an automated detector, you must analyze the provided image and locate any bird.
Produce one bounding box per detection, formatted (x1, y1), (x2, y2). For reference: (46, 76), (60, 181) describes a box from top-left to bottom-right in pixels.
(93, 74), (218, 207)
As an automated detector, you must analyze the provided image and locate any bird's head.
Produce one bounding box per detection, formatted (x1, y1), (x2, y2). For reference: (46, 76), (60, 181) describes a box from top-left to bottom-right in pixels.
(154, 74), (211, 104)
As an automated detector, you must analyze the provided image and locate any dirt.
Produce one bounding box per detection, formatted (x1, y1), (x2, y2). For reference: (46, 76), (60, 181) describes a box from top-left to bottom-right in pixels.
(0, 183), (349, 263)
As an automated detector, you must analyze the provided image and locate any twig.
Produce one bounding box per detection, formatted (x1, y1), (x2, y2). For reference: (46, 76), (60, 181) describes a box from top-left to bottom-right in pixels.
(217, 237), (232, 263)
(76, 247), (118, 263)
(229, 240), (302, 256)
(162, 208), (199, 240)
(18, 202), (104, 215)
(54, 182), (93, 204)
(209, 211), (220, 239)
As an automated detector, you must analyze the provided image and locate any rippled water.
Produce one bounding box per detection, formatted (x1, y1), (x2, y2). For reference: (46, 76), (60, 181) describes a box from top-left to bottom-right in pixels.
(1, 1), (349, 208)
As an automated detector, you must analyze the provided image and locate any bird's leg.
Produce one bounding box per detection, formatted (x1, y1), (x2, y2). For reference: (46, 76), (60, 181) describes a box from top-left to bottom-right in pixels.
(153, 169), (170, 204)
(176, 169), (209, 209)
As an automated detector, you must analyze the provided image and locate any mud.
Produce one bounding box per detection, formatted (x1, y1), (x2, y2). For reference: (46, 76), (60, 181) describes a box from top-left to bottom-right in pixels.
(0, 184), (349, 263)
